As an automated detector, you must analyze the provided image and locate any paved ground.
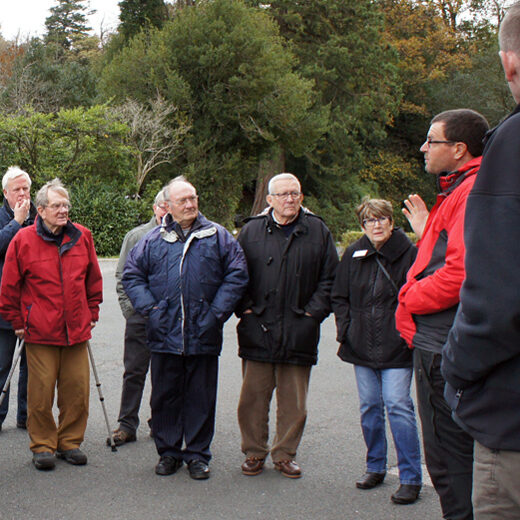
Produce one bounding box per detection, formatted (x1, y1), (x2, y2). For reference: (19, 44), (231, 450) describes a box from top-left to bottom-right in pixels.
(0, 260), (442, 519)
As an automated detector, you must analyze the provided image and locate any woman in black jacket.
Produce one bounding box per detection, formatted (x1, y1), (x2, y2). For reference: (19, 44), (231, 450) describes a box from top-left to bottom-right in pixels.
(332, 199), (422, 505)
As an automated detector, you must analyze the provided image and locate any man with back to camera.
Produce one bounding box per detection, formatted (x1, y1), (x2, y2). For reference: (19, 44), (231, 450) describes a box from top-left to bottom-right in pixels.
(442, 3), (520, 518)
(236, 173), (338, 479)
(122, 176), (248, 480)
(395, 109), (489, 519)
(111, 189), (169, 446)
(0, 166), (37, 432)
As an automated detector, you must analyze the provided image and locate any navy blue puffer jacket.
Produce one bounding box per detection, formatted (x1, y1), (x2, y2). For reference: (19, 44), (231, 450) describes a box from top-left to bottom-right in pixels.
(122, 213), (248, 355)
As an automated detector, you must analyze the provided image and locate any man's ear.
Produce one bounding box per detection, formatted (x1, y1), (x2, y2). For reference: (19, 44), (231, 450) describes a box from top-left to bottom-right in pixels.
(453, 141), (468, 160)
(500, 50), (516, 82)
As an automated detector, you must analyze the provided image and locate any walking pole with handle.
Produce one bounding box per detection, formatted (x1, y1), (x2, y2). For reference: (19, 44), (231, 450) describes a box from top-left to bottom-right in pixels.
(0, 338), (24, 408)
(87, 342), (117, 452)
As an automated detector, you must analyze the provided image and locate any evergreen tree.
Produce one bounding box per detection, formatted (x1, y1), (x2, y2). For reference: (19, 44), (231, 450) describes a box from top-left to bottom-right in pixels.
(118, 0), (168, 41)
(44, 0), (93, 52)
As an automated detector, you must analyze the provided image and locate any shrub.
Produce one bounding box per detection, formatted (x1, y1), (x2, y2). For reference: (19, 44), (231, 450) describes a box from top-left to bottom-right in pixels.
(69, 180), (149, 257)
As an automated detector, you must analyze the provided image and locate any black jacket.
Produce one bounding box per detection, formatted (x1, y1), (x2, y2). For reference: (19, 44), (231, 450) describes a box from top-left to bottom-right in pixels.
(332, 228), (416, 369)
(236, 208), (338, 366)
(442, 104), (520, 450)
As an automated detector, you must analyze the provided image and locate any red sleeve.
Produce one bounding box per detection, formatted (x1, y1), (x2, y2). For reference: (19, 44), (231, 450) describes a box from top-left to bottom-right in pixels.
(0, 237), (24, 330)
(403, 187), (468, 315)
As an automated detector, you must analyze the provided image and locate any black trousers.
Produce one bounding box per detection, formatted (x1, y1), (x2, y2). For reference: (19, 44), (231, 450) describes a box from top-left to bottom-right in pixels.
(150, 353), (218, 464)
(414, 349), (474, 520)
(117, 313), (150, 434)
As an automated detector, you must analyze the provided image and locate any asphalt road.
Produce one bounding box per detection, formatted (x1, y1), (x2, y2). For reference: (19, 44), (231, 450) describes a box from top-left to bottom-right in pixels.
(0, 260), (442, 520)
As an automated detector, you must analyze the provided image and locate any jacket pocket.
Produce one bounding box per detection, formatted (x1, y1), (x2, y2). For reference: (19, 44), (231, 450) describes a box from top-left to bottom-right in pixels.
(237, 312), (271, 351)
(147, 299), (170, 343)
(197, 299), (222, 346)
(287, 311), (319, 356)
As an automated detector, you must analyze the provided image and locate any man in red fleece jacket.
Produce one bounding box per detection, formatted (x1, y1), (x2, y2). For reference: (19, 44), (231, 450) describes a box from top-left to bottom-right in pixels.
(396, 109), (489, 520)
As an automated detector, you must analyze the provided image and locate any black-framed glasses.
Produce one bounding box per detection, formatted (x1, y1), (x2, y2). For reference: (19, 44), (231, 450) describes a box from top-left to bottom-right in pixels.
(362, 216), (389, 228)
(424, 138), (456, 148)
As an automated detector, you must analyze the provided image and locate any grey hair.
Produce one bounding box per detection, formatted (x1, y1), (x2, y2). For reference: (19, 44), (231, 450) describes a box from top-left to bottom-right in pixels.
(154, 188), (167, 206)
(35, 178), (69, 208)
(163, 175), (196, 200)
(499, 2), (520, 53)
(268, 173), (301, 195)
(2, 166), (32, 191)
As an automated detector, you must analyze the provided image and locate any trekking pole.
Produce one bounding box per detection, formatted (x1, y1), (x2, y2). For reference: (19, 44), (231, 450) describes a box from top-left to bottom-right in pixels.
(87, 342), (117, 452)
(0, 338), (24, 408)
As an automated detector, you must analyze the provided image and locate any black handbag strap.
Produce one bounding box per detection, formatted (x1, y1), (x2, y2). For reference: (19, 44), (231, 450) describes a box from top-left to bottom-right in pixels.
(375, 255), (399, 294)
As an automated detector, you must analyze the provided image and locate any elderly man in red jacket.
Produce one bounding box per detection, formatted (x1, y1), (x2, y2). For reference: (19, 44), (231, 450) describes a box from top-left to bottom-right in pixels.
(0, 178), (102, 471)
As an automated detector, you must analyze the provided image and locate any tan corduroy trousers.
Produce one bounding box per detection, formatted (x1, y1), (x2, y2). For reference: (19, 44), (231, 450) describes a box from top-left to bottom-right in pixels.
(26, 341), (89, 453)
(238, 359), (311, 462)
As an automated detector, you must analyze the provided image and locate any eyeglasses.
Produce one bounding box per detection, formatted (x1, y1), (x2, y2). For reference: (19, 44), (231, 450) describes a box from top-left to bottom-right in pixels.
(270, 191), (301, 200)
(46, 202), (71, 211)
(424, 138), (456, 149)
(363, 216), (389, 228)
(168, 195), (198, 206)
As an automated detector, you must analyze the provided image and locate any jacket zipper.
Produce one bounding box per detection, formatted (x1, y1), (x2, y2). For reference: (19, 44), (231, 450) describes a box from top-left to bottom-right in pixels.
(58, 245), (70, 346)
(179, 234), (197, 354)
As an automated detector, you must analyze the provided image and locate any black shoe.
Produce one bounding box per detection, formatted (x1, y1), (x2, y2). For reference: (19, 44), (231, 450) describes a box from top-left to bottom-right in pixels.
(16, 420), (27, 430)
(356, 471), (386, 489)
(32, 452), (56, 470)
(56, 448), (87, 465)
(391, 484), (421, 504)
(188, 459), (210, 480)
(155, 456), (183, 476)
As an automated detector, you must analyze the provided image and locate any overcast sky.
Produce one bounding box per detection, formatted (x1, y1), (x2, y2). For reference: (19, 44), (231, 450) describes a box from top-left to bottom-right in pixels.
(0, 0), (121, 41)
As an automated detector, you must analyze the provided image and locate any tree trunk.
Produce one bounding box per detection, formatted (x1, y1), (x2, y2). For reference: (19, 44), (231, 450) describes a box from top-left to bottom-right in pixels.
(251, 146), (285, 216)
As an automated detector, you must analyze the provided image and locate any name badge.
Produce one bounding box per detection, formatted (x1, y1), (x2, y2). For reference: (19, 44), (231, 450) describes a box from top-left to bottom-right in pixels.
(353, 249), (368, 258)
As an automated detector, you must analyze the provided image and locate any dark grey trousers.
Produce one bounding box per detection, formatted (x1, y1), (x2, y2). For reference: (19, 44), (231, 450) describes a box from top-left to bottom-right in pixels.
(117, 313), (151, 434)
(414, 349), (474, 520)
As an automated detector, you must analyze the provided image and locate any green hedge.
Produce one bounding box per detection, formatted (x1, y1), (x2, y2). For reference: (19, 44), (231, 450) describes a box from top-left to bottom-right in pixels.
(69, 180), (149, 257)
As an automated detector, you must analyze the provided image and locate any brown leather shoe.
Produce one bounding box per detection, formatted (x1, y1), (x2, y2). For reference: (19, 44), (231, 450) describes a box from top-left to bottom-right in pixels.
(112, 428), (137, 446)
(241, 457), (265, 476)
(274, 460), (302, 479)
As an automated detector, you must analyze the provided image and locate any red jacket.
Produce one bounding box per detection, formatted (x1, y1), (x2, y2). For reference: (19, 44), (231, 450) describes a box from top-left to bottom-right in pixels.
(0, 218), (103, 346)
(395, 157), (481, 348)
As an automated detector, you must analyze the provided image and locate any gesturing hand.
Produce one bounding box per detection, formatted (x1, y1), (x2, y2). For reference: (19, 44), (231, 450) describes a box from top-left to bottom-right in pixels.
(402, 194), (429, 239)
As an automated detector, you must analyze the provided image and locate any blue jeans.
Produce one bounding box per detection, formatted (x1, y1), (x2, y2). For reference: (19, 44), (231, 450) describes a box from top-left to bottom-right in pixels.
(0, 328), (27, 426)
(354, 365), (422, 485)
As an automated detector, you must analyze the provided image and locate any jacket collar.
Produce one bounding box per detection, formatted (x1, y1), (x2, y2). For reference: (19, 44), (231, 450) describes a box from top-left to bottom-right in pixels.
(436, 156), (482, 194)
(160, 212), (214, 243)
(483, 103), (520, 148)
(262, 206), (323, 235)
(36, 215), (82, 255)
(359, 227), (412, 262)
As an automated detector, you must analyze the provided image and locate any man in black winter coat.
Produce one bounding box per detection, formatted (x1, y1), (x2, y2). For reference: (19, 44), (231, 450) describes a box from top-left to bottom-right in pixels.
(236, 173), (338, 479)
(442, 3), (520, 518)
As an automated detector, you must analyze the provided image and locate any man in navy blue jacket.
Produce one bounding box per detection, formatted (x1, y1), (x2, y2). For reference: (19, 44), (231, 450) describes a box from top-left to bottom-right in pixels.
(442, 3), (520, 518)
(123, 176), (248, 480)
(0, 166), (36, 432)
